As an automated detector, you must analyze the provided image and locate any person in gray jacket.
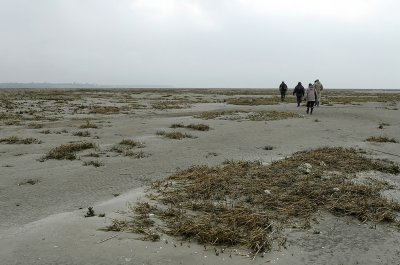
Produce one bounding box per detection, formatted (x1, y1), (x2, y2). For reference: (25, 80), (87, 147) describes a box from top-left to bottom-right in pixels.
(293, 82), (305, 107)
(305, 83), (317, 114)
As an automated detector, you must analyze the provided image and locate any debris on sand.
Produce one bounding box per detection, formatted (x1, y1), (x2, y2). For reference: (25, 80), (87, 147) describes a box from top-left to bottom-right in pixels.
(106, 147), (400, 256)
(298, 162), (312, 174)
(84, 207), (95, 217)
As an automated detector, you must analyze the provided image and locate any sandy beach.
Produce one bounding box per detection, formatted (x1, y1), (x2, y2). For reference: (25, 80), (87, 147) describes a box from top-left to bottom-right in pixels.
(1, 88), (400, 265)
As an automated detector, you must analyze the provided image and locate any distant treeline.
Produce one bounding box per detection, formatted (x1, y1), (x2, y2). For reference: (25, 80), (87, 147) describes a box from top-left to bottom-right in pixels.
(0, 83), (172, 89)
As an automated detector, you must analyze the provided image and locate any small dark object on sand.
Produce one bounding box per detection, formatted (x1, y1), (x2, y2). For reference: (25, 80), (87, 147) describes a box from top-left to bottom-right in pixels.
(85, 207), (95, 217)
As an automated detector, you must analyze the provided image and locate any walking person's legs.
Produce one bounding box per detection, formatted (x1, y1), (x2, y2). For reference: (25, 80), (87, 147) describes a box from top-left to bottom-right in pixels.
(296, 96), (302, 107)
(306, 101), (315, 114)
(318, 90), (322, 106)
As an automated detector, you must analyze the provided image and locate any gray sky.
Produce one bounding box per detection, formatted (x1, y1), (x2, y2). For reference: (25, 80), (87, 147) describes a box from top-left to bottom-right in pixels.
(1, 0), (399, 88)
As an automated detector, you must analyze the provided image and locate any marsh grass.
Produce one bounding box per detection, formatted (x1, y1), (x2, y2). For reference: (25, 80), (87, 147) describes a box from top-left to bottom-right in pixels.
(156, 130), (196, 140)
(85, 152), (100, 157)
(248, 111), (301, 121)
(0, 97), (15, 108)
(196, 110), (300, 121)
(40, 130), (52, 135)
(263, 145), (274, 150)
(42, 141), (96, 160)
(324, 91), (400, 105)
(151, 101), (190, 110)
(4, 120), (21, 125)
(0, 112), (23, 121)
(366, 136), (398, 143)
(0, 136), (41, 144)
(89, 106), (120, 114)
(170, 123), (185, 128)
(170, 123), (210, 131)
(83, 160), (104, 167)
(18, 179), (39, 186)
(119, 139), (141, 147)
(79, 120), (98, 129)
(111, 139), (145, 156)
(196, 110), (237, 120)
(225, 97), (280, 105)
(27, 123), (43, 129)
(124, 150), (151, 159)
(108, 147), (400, 256)
(72, 130), (91, 137)
(205, 152), (218, 158)
(106, 202), (160, 241)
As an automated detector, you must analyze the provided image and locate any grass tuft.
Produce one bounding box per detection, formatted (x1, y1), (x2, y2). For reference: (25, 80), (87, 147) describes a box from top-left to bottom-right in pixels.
(0, 136), (41, 144)
(366, 136), (398, 143)
(79, 120), (98, 129)
(119, 139), (141, 147)
(156, 130), (196, 140)
(151, 101), (190, 110)
(170, 123), (210, 131)
(27, 123), (43, 129)
(105, 202), (160, 241)
(263, 145), (274, 150)
(111, 139), (145, 156)
(83, 160), (104, 167)
(72, 130), (91, 137)
(124, 150), (151, 159)
(18, 179), (39, 186)
(89, 106), (120, 114)
(43, 142), (96, 160)
(196, 110), (300, 121)
(225, 97), (280, 105)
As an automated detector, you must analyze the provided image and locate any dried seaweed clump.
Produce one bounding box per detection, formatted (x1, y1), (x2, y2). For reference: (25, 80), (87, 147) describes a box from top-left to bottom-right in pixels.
(106, 202), (160, 241)
(225, 97), (280, 105)
(156, 130), (196, 140)
(247, 111), (301, 121)
(366, 136), (398, 143)
(151, 101), (190, 110)
(109, 147), (400, 255)
(79, 120), (98, 129)
(324, 91), (400, 105)
(43, 141), (96, 160)
(0, 136), (41, 144)
(89, 106), (120, 114)
(170, 123), (210, 131)
(111, 139), (145, 156)
(196, 110), (300, 121)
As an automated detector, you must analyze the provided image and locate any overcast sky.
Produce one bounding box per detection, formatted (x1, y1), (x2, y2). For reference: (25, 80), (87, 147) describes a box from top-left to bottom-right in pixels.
(1, 0), (399, 88)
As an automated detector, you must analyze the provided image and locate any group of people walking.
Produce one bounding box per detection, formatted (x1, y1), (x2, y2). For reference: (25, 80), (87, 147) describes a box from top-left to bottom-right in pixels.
(279, 80), (324, 115)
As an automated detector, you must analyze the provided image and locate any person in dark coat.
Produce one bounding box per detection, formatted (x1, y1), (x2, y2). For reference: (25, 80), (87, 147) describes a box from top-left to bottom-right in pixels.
(279, 81), (288, 102)
(293, 82), (305, 107)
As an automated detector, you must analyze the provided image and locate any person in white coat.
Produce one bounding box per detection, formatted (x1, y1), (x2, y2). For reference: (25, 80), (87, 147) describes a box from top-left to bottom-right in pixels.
(313, 79), (323, 107)
(305, 83), (317, 114)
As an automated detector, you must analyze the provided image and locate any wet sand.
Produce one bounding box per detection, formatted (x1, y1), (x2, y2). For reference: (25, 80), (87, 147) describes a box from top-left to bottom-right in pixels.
(1, 89), (399, 265)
